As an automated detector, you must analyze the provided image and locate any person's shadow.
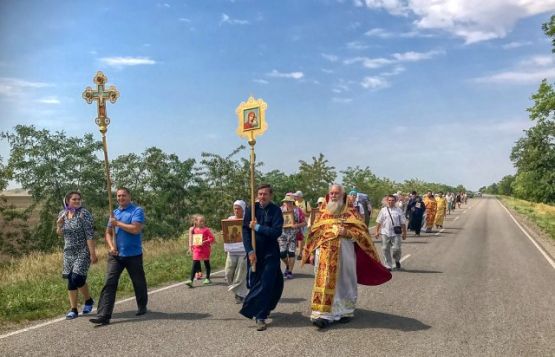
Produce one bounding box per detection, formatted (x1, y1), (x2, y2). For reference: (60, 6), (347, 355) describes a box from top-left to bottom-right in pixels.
(269, 309), (430, 332)
(101, 311), (211, 326)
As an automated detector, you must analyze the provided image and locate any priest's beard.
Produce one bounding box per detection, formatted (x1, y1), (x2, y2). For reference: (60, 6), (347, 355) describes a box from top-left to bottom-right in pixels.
(326, 200), (344, 215)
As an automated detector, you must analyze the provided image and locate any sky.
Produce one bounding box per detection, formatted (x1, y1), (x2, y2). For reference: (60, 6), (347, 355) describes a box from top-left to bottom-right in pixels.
(1, 0), (555, 191)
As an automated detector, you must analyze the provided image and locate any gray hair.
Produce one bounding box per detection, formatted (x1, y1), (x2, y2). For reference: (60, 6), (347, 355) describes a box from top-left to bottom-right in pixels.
(329, 183), (344, 193)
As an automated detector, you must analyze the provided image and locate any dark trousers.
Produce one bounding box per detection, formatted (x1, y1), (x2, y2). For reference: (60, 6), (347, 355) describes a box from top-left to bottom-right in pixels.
(190, 260), (211, 281)
(97, 254), (148, 319)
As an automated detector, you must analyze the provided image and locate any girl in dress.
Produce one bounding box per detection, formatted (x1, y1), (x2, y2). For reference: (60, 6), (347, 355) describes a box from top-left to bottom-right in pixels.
(185, 215), (215, 287)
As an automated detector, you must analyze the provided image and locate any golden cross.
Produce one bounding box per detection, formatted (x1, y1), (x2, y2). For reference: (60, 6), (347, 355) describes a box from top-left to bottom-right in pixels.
(82, 71), (119, 134)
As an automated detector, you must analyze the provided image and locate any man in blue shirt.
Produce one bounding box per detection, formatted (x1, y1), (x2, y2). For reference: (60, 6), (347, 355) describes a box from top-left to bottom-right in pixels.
(90, 187), (147, 325)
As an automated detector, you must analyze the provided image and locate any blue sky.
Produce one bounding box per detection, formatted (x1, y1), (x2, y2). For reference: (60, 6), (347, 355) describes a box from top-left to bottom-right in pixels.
(1, 0), (555, 191)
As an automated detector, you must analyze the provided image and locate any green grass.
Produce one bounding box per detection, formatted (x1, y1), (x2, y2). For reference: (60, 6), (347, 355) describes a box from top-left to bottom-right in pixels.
(499, 196), (555, 241)
(0, 234), (227, 332)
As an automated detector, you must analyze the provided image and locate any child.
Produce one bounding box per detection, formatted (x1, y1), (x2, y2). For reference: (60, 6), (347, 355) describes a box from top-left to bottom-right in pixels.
(186, 215), (215, 287)
(188, 216), (203, 280)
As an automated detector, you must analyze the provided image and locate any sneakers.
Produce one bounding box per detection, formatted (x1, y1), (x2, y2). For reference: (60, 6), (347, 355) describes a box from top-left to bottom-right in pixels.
(89, 316), (110, 325)
(136, 307), (147, 316)
(65, 310), (78, 320)
(395, 261), (401, 270)
(283, 270), (289, 278)
(202, 278), (211, 285)
(286, 271), (293, 279)
(82, 299), (94, 314)
(185, 279), (194, 288)
(256, 319), (267, 331)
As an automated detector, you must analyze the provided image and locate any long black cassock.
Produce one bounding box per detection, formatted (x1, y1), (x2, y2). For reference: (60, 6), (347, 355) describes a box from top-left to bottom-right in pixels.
(240, 201), (284, 321)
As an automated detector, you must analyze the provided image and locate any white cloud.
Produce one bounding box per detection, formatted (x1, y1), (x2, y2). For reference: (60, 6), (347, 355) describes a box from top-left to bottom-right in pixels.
(346, 41), (369, 50)
(502, 41), (533, 49)
(179, 18), (191, 23)
(365, 28), (393, 38)
(332, 97), (353, 103)
(361, 76), (389, 89)
(220, 13), (249, 25)
(381, 66), (405, 76)
(0, 78), (52, 97)
(37, 96), (60, 105)
(473, 54), (555, 84)
(322, 68), (334, 74)
(392, 50), (443, 61)
(356, 0), (555, 44)
(321, 53), (339, 62)
(345, 50), (442, 69)
(267, 69), (304, 79)
(100, 56), (156, 67)
(252, 79), (269, 84)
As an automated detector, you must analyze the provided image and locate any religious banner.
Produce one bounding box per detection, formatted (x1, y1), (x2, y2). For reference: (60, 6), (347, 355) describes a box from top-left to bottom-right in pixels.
(282, 211), (295, 228)
(221, 219), (243, 244)
(192, 234), (204, 246)
(235, 96), (268, 272)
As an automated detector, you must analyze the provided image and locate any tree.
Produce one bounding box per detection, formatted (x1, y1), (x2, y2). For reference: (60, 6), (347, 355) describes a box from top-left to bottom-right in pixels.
(296, 154), (337, 205)
(543, 15), (555, 53)
(510, 80), (555, 203)
(1, 125), (105, 251)
(497, 175), (515, 196)
(341, 166), (396, 207)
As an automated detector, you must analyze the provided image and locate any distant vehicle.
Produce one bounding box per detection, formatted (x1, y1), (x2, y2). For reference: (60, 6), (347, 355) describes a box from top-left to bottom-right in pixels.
(467, 191), (475, 198)
(475, 192), (482, 197)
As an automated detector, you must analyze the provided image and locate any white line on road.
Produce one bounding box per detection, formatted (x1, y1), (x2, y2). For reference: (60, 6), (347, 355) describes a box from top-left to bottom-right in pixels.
(435, 228), (445, 236)
(497, 200), (555, 270)
(399, 254), (411, 263)
(0, 269), (226, 340)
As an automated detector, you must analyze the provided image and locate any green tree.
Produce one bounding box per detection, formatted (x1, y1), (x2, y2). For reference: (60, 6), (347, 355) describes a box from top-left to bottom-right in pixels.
(295, 153), (337, 205)
(341, 166), (396, 207)
(510, 80), (555, 203)
(1, 125), (105, 251)
(497, 175), (515, 196)
(543, 14), (555, 52)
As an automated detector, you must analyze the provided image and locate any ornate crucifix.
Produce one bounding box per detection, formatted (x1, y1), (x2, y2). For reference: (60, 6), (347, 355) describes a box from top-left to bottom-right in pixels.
(82, 71), (119, 245)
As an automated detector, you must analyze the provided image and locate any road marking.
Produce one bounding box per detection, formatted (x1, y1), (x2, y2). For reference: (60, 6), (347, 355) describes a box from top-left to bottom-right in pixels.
(434, 228), (445, 236)
(497, 200), (555, 270)
(454, 216), (459, 221)
(399, 254), (411, 263)
(0, 269), (226, 340)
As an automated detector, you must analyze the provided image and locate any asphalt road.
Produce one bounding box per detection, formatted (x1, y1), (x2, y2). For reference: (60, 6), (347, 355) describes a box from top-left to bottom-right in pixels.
(1, 197), (554, 356)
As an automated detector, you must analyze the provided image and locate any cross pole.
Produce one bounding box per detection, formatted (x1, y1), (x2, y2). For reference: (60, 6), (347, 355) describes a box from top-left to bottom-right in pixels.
(82, 71), (120, 248)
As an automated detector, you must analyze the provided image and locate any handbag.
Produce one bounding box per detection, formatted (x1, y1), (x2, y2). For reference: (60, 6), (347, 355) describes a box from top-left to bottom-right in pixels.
(387, 207), (403, 235)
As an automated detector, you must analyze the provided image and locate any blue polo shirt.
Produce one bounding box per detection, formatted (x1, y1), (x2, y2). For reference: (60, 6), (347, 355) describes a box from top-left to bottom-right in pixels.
(107, 203), (145, 257)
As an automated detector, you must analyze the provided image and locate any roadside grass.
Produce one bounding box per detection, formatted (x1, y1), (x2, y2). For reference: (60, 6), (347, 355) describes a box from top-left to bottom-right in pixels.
(499, 196), (555, 241)
(0, 234), (227, 332)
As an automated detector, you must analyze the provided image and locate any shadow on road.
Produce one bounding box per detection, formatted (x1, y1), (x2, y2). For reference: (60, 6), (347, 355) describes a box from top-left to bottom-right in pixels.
(398, 269), (442, 274)
(285, 273), (313, 279)
(279, 297), (307, 304)
(337, 309), (431, 332)
(268, 309), (431, 332)
(106, 311), (211, 326)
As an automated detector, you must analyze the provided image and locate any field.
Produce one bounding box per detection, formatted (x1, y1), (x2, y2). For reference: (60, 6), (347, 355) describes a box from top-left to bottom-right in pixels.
(499, 196), (555, 241)
(0, 234), (227, 332)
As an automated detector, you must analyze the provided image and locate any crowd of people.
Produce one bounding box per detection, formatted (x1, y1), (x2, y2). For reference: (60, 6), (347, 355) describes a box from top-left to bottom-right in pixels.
(56, 184), (468, 331)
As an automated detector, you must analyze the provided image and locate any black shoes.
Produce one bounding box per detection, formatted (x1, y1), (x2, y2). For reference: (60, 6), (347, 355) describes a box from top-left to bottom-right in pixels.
(395, 261), (401, 270)
(136, 307), (147, 316)
(89, 317), (110, 325)
(312, 318), (331, 329)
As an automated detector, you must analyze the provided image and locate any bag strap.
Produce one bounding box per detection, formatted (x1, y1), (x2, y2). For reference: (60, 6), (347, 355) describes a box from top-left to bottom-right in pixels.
(387, 207), (399, 225)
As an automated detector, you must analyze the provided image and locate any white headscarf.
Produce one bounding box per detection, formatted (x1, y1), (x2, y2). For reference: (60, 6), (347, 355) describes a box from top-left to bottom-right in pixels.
(233, 200), (247, 212)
